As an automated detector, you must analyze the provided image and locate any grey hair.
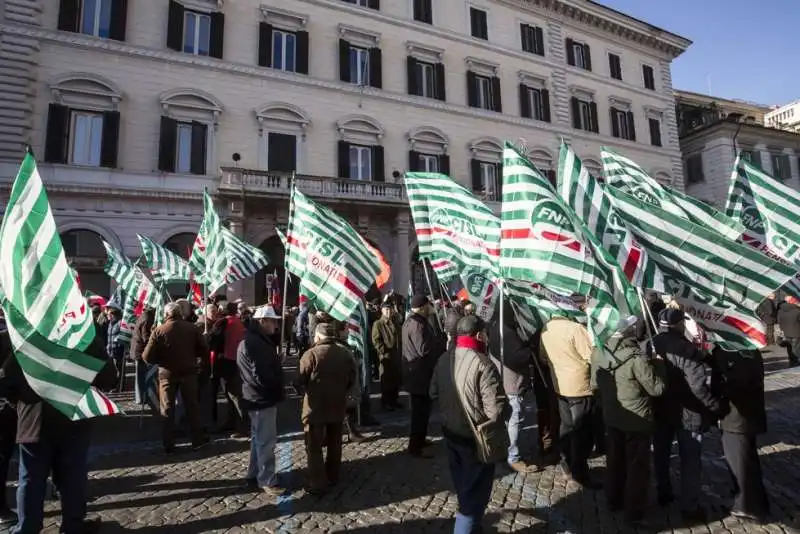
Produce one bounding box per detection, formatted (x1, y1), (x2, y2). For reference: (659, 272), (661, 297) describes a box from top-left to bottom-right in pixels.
(164, 302), (182, 319)
(175, 298), (192, 319)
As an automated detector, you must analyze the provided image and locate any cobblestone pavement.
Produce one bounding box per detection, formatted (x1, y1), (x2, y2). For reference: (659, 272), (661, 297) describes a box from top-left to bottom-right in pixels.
(29, 350), (800, 533)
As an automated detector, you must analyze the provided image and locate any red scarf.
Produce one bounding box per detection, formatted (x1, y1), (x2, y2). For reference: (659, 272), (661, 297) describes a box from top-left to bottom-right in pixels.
(456, 335), (485, 353)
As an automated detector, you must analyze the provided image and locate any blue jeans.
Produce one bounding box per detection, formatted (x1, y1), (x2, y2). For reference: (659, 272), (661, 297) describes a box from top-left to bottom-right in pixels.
(445, 436), (495, 534)
(134, 360), (157, 408)
(653, 425), (703, 510)
(248, 406), (278, 487)
(13, 430), (91, 534)
(506, 394), (524, 465)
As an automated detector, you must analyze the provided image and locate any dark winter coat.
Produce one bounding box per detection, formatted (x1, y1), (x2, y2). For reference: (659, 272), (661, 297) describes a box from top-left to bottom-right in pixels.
(142, 317), (209, 379)
(756, 298), (777, 326)
(295, 339), (355, 424)
(236, 322), (285, 411)
(295, 305), (310, 347)
(777, 302), (800, 338)
(650, 330), (727, 432)
(487, 318), (532, 396)
(130, 308), (155, 362)
(402, 312), (446, 396)
(713, 348), (767, 435)
(592, 335), (667, 433)
(106, 318), (124, 360)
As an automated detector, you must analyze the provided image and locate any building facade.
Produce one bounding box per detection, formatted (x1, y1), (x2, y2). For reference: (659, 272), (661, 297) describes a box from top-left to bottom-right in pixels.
(766, 100), (800, 133)
(675, 90), (800, 207)
(0, 0), (689, 303)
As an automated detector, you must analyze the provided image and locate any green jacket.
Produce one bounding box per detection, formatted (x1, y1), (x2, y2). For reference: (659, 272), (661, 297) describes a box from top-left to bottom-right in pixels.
(592, 335), (666, 433)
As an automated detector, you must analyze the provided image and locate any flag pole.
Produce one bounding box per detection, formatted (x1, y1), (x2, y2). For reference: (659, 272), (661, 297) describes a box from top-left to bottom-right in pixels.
(498, 279), (505, 386)
(279, 172), (295, 360)
(637, 288), (657, 347)
(421, 258), (443, 330)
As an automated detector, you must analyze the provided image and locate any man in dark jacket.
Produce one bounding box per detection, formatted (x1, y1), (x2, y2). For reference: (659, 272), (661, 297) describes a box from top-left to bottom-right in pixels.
(650, 309), (727, 521)
(237, 305), (285, 495)
(0, 312), (18, 526)
(713, 347), (769, 523)
(594, 316), (666, 526)
(105, 304), (125, 392)
(402, 295), (446, 458)
(756, 294), (778, 346)
(777, 295), (800, 367)
(443, 301), (464, 351)
(131, 307), (156, 411)
(0, 330), (117, 534)
(371, 302), (403, 411)
(295, 302), (311, 356)
(487, 302), (537, 474)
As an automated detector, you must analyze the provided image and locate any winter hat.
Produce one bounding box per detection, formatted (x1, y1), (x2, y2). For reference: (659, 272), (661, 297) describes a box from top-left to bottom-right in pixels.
(659, 308), (684, 328)
(411, 294), (430, 309)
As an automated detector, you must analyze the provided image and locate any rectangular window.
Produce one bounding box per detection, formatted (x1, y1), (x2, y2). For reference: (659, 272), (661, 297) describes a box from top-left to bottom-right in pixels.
(183, 11), (211, 56)
(649, 118), (662, 147)
(611, 109), (633, 140)
(574, 43), (588, 69)
(520, 23), (544, 56)
(608, 53), (622, 80)
(69, 111), (104, 166)
(643, 65), (656, 90)
(413, 0), (433, 24)
(349, 47), (370, 85)
(80, 0), (113, 38)
(419, 154), (439, 173)
(480, 162), (498, 201)
(349, 145), (373, 180)
(267, 132), (297, 172)
(686, 154), (704, 184)
(476, 75), (492, 110)
(416, 61), (436, 98)
(272, 30), (296, 72)
(576, 100), (593, 131)
(470, 7), (488, 40)
(527, 87), (544, 121)
(771, 153), (791, 180)
(344, 0), (370, 6)
(175, 122), (194, 173)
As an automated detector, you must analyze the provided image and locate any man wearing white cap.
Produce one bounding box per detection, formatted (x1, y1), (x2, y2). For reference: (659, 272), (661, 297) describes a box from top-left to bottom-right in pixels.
(237, 305), (286, 495)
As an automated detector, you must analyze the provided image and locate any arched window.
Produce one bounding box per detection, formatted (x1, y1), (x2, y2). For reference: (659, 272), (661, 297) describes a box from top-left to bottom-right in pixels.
(407, 126), (450, 175)
(255, 102), (311, 173)
(526, 146), (556, 187)
(582, 157), (603, 180)
(161, 232), (196, 299)
(468, 137), (503, 201)
(158, 88), (223, 175)
(61, 229), (111, 296)
(336, 114), (385, 182)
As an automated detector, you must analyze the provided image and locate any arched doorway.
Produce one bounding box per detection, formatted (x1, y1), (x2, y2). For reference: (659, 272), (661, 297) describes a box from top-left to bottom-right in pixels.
(255, 234), (299, 307)
(162, 232), (196, 299)
(60, 229), (111, 296)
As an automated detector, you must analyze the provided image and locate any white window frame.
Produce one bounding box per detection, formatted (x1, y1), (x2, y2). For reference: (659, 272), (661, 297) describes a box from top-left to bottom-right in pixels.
(68, 110), (104, 166)
(612, 109), (631, 140)
(642, 64), (656, 90)
(349, 46), (370, 86)
(771, 153), (790, 179)
(573, 43), (587, 69)
(476, 75), (492, 110)
(416, 61), (435, 98)
(419, 153), (439, 173)
(349, 144), (373, 181)
(346, 0), (370, 6)
(183, 10), (211, 56)
(479, 161), (498, 200)
(608, 52), (622, 80)
(80, 0), (113, 38)
(272, 29), (297, 72)
(527, 87), (543, 121)
(175, 121), (195, 174)
(649, 117), (662, 146)
(578, 99), (592, 131)
(468, 6), (489, 39)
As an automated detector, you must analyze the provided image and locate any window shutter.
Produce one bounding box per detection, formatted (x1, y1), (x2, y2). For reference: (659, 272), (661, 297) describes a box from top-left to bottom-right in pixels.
(296, 31), (309, 74)
(471, 159), (482, 192)
(570, 97), (580, 129)
(466, 71), (477, 107)
(369, 47), (382, 88)
(424, 0), (433, 23)
(439, 154), (450, 176)
(627, 111), (636, 142)
(339, 39), (351, 82)
(44, 104), (69, 164)
(407, 56), (418, 95)
(649, 118), (662, 146)
(610, 107), (620, 138)
(109, 0), (128, 41)
(534, 26), (544, 56)
(408, 150), (420, 172)
(166, 0), (185, 52)
(751, 151), (761, 167)
(190, 122), (207, 175)
(541, 89), (551, 123)
(435, 62), (446, 101)
(258, 23), (273, 67)
(338, 140), (350, 178)
(100, 111), (120, 168)
(520, 23), (529, 52)
(495, 162), (503, 199)
(372, 146), (385, 182)
(583, 44), (592, 71)
(368, 0), (380, 10)
(565, 38), (575, 66)
(519, 84), (531, 118)
(546, 170), (556, 188)
(158, 117), (177, 172)
(57, 0), (80, 32)
(590, 102), (599, 133)
(491, 76), (502, 112)
(209, 11), (225, 59)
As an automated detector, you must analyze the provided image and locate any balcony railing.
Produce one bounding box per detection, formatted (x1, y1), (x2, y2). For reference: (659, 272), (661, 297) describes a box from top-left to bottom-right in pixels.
(219, 168), (407, 205)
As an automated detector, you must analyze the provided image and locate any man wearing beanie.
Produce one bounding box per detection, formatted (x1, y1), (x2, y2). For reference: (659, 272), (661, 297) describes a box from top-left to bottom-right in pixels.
(295, 322), (356, 495)
(402, 295), (446, 458)
(430, 315), (507, 533)
(650, 308), (727, 522)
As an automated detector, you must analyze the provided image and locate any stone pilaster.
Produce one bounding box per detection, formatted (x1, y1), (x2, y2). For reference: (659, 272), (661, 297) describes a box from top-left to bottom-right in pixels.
(755, 143), (773, 175)
(658, 59), (685, 191)
(393, 211), (411, 293)
(784, 148), (799, 182)
(546, 22), (571, 127)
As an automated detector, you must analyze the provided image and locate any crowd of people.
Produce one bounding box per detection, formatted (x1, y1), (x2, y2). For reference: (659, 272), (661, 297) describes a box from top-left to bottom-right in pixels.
(0, 284), (796, 533)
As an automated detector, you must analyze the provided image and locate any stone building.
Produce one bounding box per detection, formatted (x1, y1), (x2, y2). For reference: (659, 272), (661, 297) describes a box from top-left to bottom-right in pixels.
(766, 100), (800, 134)
(0, 0), (689, 303)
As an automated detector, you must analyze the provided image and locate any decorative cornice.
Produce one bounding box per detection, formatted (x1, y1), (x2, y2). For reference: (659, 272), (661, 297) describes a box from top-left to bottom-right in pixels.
(3, 26), (681, 160)
(608, 95), (632, 109)
(405, 41), (444, 62)
(569, 84), (595, 99)
(518, 70), (548, 86)
(338, 24), (380, 46)
(259, 5), (308, 28)
(180, 0), (224, 13)
(0, 181), (205, 201)
(465, 56), (499, 75)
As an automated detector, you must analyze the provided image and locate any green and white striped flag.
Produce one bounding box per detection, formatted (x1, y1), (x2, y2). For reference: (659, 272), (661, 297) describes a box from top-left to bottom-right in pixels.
(138, 234), (192, 285)
(0, 152), (95, 350)
(601, 146), (744, 240)
(501, 142), (639, 344)
(405, 172), (501, 280)
(206, 227), (270, 294)
(103, 241), (163, 310)
(0, 152), (119, 420)
(188, 189), (224, 285)
(605, 185), (797, 349)
(505, 279), (584, 337)
(285, 188), (381, 321)
(559, 142), (664, 291)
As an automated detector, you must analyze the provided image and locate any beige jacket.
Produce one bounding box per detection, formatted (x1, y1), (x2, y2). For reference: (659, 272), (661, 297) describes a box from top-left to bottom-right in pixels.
(539, 318), (594, 398)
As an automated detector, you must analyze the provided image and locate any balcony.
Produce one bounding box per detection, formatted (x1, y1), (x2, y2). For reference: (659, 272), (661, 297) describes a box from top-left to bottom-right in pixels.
(218, 168), (408, 206)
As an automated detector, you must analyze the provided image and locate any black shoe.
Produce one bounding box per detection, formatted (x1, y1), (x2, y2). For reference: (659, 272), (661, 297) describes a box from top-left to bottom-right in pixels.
(408, 449), (434, 459)
(80, 518), (104, 534)
(382, 404), (396, 412)
(360, 416), (380, 427)
(730, 509), (767, 524)
(681, 507), (706, 523)
(789, 359), (800, 368)
(657, 493), (674, 507)
(347, 432), (366, 444)
(0, 511), (18, 526)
